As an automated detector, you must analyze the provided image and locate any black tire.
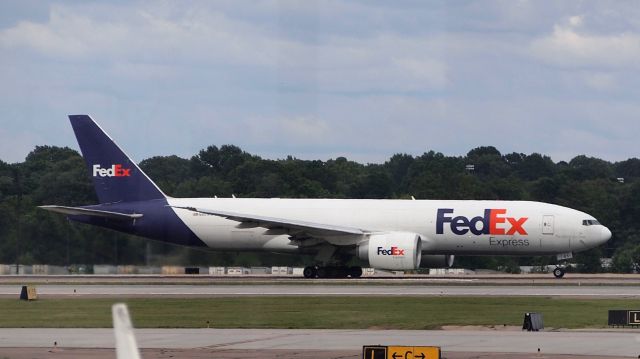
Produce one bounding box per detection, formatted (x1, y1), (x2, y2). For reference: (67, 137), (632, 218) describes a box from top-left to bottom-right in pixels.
(349, 266), (363, 278)
(553, 267), (565, 279)
(316, 267), (327, 278)
(303, 266), (316, 279)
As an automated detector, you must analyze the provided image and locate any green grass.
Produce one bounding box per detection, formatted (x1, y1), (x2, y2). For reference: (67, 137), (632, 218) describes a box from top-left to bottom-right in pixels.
(0, 296), (633, 329)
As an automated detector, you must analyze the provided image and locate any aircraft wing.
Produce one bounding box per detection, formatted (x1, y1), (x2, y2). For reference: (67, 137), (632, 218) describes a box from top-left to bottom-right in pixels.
(172, 206), (366, 242)
(39, 205), (143, 221)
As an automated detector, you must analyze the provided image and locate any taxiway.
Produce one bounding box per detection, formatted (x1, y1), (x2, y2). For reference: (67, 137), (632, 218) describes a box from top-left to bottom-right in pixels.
(0, 328), (638, 357)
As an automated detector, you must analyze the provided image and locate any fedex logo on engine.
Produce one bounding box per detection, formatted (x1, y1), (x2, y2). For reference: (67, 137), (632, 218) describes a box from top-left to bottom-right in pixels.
(436, 208), (528, 236)
(92, 164), (131, 177)
(377, 246), (405, 256)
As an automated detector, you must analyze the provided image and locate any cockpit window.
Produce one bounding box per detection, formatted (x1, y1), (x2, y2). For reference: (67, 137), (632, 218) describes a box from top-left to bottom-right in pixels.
(582, 219), (601, 226)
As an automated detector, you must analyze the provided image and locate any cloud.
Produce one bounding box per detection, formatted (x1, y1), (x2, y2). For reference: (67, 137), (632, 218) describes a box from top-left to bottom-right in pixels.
(568, 15), (584, 27)
(279, 116), (330, 139)
(583, 72), (616, 91)
(530, 16), (640, 68)
(0, 7), (128, 59)
(1, 1), (640, 165)
(244, 116), (330, 146)
(0, 3), (448, 93)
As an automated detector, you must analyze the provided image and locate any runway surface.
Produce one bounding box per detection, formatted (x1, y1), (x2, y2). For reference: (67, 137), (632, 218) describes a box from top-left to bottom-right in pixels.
(4, 274), (640, 286)
(1, 328), (639, 357)
(2, 284), (640, 297)
(3, 279), (640, 358)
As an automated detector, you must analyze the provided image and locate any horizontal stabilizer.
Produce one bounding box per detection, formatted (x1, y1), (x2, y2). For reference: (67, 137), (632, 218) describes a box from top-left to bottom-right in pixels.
(39, 205), (143, 221)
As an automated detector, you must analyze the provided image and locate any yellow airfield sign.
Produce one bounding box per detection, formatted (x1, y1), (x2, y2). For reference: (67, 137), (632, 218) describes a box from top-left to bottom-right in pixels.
(363, 345), (441, 359)
(388, 346), (440, 359)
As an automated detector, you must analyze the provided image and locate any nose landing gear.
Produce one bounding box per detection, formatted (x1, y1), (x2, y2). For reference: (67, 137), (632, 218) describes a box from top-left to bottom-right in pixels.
(553, 252), (572, 279)
(552, 266), (565, 279)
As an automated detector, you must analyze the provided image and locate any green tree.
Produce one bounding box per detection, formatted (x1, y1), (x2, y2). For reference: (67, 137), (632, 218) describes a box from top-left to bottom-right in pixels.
(0, 142), (631, 270)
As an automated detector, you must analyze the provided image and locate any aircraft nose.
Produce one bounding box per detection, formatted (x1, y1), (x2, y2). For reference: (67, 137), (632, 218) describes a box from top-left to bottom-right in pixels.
(598, 226), (612, 244)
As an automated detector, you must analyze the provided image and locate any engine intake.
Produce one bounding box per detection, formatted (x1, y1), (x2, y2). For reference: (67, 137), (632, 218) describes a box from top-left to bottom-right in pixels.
(357, 232), (422, 270)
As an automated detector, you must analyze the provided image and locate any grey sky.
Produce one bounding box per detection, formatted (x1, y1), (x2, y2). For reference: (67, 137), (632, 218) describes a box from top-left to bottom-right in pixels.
(1, 1), (639, 164)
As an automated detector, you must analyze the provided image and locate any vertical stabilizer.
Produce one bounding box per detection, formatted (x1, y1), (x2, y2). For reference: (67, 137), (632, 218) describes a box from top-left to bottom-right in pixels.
(69, 115), (165, 203)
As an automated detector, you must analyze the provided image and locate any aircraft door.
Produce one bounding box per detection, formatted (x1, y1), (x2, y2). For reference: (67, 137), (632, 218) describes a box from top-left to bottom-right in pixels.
(540, 214), (571, 253)
(542, 215), (554, 235)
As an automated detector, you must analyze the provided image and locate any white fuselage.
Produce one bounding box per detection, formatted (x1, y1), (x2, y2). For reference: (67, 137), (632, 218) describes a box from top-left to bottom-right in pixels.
(167, 198), (611, 256)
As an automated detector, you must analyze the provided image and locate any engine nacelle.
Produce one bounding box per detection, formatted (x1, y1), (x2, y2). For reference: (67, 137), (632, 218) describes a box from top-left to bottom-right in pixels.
(357, 232), (422, 270)
(420, 254), (455, 268)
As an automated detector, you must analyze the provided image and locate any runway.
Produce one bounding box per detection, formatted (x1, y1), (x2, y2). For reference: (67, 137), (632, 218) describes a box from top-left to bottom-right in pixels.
(0, 328), (639, 357)
(2, 284), (640, 297)
(3, 279), (640, 358)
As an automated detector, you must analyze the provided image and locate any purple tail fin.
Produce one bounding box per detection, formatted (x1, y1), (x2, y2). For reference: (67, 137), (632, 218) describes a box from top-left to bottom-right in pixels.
(69, 115), (166, 204)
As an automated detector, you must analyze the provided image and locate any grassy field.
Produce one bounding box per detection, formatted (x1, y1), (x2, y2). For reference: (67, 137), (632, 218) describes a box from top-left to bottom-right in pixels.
(0, 296), (633, 329)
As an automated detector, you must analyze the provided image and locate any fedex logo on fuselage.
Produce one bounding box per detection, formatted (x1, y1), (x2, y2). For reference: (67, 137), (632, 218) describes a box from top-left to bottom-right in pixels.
(436, 208), (528, 236)
(377, 246), (405, 256)
(92, 164), (131, 177)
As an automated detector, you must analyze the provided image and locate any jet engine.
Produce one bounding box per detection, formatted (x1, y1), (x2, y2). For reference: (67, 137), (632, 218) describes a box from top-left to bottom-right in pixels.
(420, 254), (455, 268)
(357, 232), (422, 270)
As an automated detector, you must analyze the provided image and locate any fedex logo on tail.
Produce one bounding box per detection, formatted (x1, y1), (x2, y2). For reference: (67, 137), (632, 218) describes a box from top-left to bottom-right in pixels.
(436, 208), (528, 236)
(92, 164), (131, 177)
(377, 246), (405, 256)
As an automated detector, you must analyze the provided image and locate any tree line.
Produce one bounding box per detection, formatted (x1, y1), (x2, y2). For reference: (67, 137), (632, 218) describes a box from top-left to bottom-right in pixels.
(1, 144), (639, 272)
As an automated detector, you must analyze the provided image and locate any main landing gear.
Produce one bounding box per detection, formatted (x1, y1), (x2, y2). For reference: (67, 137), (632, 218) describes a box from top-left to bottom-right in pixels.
(303, 266), (363, 279)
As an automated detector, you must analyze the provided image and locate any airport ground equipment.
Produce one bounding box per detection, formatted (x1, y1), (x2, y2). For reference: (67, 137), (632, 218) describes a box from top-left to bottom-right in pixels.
(522, 312), (544, 331)
(19, 285), (37, 301)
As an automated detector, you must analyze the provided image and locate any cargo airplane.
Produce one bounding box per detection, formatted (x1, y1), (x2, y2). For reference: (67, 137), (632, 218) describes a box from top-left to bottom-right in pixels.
(40, 115), (611, 278)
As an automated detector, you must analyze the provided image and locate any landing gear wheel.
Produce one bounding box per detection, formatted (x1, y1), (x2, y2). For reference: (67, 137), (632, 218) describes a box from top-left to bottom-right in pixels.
(316, 267), (327, 278)
(307, 266), (356, 279)
(303, 266), (317, 279)
(553, 267), (565, 279)
(349, 266), (363, 278)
